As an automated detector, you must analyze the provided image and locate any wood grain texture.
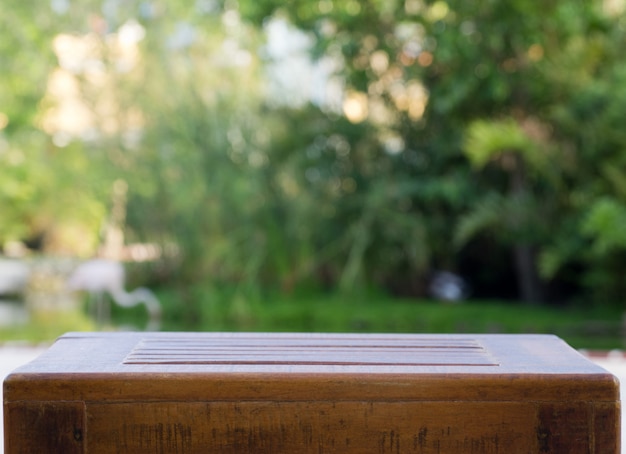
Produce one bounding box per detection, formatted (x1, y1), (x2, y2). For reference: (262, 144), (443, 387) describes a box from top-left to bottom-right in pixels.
(83, 400), (626, 454)
(4, 401), (84, 454)
(86, 401), (539, 453)
(592, 402), (621, 453)
(3, 332), (621, 453)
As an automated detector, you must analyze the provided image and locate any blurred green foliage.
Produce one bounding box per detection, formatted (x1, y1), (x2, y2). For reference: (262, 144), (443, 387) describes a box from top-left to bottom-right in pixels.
(2, 0), (626, 314)
(3, 291), (622, 349)
(114, 287), (624, 349)
(0, 309), (96, 343)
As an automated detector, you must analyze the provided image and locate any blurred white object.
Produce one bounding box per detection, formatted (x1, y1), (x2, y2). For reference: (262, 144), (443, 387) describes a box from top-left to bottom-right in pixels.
(0, 259), (30, 296)
(429, 271), (468, 302)
(0, 300), (29, 326)
(67, 259), (161, 330)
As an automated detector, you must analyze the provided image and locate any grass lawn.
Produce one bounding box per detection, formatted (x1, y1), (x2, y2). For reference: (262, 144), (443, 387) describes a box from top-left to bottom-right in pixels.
(1, 288), (623, 350)
(153, 287), (624, 350)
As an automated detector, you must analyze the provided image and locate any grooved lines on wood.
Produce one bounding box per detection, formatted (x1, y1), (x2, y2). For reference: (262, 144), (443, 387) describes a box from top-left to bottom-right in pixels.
(123, 335), (499, 366)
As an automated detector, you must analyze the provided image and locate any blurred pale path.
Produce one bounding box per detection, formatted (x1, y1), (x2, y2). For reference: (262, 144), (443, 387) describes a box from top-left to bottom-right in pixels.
(1, 346), (625, 451)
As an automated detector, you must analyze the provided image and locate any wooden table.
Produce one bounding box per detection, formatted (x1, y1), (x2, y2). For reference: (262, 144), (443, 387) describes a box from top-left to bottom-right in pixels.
(3, 332), (620, 453)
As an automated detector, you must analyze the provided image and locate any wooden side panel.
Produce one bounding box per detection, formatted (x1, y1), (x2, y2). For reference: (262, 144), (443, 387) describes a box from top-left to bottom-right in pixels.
(536, 402), (620, 453)
(537, 403), (592, 453)
(593, 402), (621, 453)
(87, 401), (542, 454)
(4, 401), (84, 454)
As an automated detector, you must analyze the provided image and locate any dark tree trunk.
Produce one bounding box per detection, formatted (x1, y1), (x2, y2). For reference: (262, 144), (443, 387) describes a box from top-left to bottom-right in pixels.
(508, 153), (543, 304)
(513, 243), (543, 304)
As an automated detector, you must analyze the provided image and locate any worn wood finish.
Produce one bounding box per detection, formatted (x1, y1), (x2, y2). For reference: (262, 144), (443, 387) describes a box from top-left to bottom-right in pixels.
(4, 401), (84, 454)
(3, 332), (621, 453)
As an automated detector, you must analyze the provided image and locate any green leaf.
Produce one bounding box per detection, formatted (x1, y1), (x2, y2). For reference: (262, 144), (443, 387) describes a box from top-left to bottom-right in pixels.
(581, 197), (626, 255)
(453, 193), (504, 247)
(464, 119), (536, 169)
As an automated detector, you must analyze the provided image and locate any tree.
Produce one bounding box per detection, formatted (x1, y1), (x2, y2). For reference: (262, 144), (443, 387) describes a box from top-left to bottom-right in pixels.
(234, 0), (626, 303)
(5, 0), (626, 308)
(457, 118), (559, 303)
(0, 0), (111, 253)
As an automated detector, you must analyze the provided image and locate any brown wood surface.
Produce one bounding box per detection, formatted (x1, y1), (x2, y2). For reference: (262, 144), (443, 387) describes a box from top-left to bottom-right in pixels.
(5, 333), (619, 402)
(4, 401), (84, 454)
(3, 332), (621, 453)
(84, 401), (617, 454)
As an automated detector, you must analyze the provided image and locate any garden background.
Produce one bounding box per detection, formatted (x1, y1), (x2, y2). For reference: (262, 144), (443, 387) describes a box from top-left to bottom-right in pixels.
(2, 0), (626, 348)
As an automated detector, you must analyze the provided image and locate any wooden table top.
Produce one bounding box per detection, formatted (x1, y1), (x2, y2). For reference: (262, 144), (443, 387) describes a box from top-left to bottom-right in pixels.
(4, 332), (619, 403)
